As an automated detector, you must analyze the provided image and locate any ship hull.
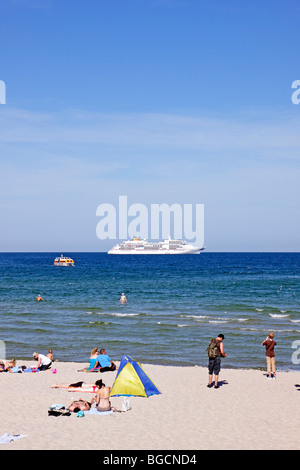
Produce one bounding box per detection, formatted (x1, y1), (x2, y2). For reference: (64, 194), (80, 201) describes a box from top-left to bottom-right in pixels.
(54, 262), (74, 266)
(108, 238), (204, 255)
(108, 249), (203, 255)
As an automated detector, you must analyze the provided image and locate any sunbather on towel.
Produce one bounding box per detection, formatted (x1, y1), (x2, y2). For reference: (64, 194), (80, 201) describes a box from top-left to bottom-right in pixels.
(0, 359), (16, 371)
(51, 380), (102, 392)
(67, 398), (94, 412)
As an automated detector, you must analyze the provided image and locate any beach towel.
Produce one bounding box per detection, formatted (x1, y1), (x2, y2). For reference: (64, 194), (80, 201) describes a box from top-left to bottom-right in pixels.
(79, 358), (101, 372)
(67, 387), (97, 393)
(23, 367), (40, 373)
(49, 404), (65, 410)
(0, 433), (28, 445)
(84, 408), (114, 416)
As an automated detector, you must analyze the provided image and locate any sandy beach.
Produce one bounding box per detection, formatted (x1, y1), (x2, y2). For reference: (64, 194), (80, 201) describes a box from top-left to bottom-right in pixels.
(0, 360), (299, 451)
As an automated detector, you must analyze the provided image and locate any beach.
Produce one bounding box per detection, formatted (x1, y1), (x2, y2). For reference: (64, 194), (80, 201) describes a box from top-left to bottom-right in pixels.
(1, 360), (299, 451)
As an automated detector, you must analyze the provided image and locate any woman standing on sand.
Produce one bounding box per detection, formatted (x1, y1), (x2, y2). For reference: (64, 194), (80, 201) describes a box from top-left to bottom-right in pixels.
(262, 333), (277, 379)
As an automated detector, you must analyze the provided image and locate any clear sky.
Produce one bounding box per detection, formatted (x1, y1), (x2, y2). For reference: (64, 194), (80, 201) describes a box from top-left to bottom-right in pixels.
(0, 0), (300, 252)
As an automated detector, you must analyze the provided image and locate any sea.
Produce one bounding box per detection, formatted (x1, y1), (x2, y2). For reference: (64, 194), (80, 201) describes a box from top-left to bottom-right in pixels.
(0, 252), (299, 371)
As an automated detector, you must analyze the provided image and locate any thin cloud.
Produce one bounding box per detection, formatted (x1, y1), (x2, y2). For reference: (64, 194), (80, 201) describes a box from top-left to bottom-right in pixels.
(1, 106), (300, 159)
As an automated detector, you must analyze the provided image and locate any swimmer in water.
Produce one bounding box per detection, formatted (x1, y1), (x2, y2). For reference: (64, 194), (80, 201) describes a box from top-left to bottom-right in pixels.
(35, 294), (44, 301)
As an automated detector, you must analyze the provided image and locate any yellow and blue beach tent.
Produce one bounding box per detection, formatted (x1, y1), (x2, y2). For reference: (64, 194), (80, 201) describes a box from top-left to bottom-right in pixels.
(110, 355), (161, 397)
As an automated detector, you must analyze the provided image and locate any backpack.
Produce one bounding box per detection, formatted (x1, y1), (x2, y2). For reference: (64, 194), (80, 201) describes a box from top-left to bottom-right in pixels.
(206, 338), (219, 359)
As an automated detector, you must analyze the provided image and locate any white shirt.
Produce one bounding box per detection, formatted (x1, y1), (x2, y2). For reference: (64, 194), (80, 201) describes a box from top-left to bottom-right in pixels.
(38, 354), (51, 366)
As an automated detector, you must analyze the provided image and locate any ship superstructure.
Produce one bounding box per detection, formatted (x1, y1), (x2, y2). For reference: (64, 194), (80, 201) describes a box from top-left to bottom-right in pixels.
(108, 238), (204, 255)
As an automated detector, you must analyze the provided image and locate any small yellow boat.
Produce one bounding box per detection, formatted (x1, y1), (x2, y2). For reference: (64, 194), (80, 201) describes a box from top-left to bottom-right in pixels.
(53, 254), (74, 266)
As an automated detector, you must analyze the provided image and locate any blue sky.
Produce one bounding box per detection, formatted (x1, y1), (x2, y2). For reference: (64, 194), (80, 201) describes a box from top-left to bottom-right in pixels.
(0, 0), (300, 251)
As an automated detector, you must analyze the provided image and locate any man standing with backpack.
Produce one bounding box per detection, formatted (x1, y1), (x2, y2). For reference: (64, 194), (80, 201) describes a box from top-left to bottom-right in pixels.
(207, 334), (227, 389)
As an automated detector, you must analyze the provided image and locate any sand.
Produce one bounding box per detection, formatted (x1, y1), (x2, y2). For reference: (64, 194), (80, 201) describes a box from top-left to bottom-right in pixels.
(0, 360), (299, 450)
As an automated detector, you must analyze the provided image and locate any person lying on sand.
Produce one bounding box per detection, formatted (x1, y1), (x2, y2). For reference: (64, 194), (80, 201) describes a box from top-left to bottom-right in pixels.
(0, 359), (16, 372)
(51, 379), (102, 392)
(67, 399), (94, 412)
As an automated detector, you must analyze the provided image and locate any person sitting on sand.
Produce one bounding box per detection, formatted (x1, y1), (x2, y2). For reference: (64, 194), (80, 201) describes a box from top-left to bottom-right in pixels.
(68, 398), (93, 413)
(35, 294), (44, 301)
(95, 379), (116, 412)
(96, 348), (118, 372)
(85, 348), (100, 371)
(32, 352), (52, 371)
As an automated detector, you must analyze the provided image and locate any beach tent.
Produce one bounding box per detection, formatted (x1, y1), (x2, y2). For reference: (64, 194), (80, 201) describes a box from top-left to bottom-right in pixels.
(110, 355), (161, 397)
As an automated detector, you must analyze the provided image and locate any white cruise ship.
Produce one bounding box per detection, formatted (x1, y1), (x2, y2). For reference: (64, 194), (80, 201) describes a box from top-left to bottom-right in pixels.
(108, 238), (204, 255)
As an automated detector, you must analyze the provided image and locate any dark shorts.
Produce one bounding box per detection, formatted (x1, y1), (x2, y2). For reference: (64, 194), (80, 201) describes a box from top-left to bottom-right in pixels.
(208, 357), (221, 375)
(39, 361), (52, 371)
(100, 363), (117, 373)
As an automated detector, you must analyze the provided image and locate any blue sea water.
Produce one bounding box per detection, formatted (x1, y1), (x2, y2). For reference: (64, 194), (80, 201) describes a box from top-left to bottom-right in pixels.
(0, 252), (299, 370)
